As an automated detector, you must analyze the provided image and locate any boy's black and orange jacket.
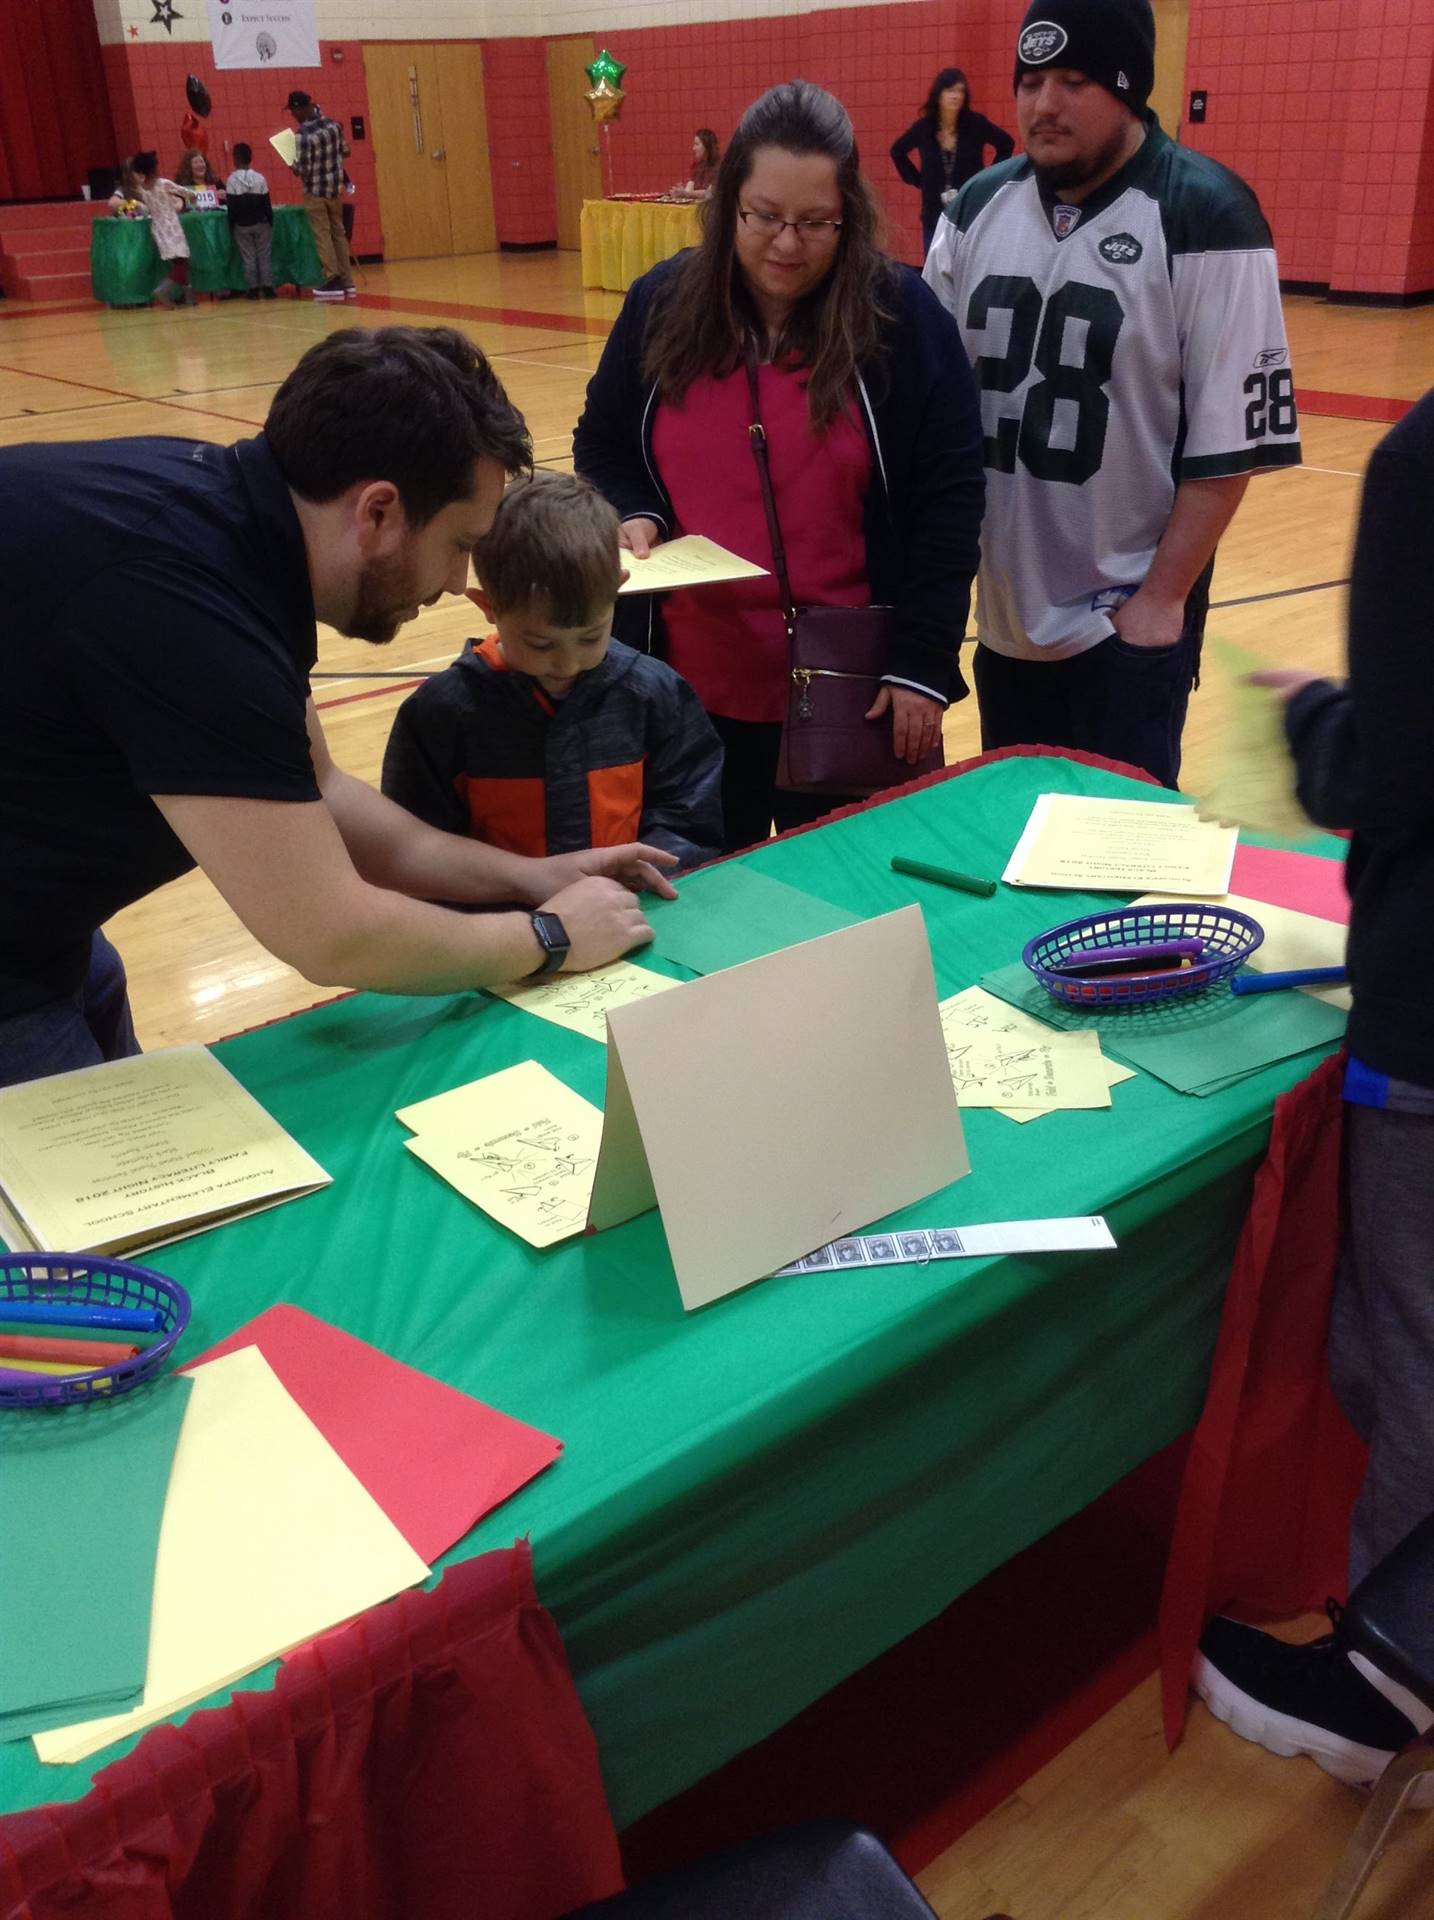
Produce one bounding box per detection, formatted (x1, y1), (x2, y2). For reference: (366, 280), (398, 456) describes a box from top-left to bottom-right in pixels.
(381, 634), (724, 870)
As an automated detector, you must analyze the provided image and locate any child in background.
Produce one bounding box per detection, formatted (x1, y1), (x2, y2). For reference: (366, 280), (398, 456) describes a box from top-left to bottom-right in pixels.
(224, 144), (276, 299)
(382, 471), (723, 869)
(110, 152), (194, 306)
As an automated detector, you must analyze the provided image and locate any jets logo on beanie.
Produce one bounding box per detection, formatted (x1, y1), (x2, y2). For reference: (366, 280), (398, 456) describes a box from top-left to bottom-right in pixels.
(1014, 0), (1156, 113)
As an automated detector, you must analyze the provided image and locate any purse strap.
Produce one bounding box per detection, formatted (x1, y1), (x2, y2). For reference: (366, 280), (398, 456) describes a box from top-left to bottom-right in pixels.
(742, 342), (798, 634)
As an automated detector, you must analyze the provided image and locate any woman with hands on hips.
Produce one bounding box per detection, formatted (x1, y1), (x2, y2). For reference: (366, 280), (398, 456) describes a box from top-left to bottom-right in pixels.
(574, 80), (985, 851)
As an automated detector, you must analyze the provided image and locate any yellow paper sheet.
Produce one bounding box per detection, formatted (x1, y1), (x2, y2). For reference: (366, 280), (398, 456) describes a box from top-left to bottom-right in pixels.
(489, 959), (680, 1044)
(1002, 792), (1237, 896)
(34, 1347), (428, 1765)
(269, 127), (297, 166)
(939, 986), (1115, 1111)
(0, 1046), (330, 1256)
(1195, 639), (1309, 838)
(399, 1061), (601, 1247)
(617, 534), (768, 595)
(1134, 892), (1350, 1010)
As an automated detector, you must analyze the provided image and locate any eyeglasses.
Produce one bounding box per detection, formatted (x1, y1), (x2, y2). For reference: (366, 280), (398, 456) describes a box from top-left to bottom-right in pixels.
(737, 207), (843, 241)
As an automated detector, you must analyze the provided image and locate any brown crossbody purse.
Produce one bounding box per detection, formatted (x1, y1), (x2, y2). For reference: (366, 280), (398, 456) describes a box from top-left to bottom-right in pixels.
(743, 348), (944, 796)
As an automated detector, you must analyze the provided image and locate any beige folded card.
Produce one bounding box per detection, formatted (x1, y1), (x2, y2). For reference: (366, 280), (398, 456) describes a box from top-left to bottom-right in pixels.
(617, 535), (768, 595)
(587, 905), (970, 1311)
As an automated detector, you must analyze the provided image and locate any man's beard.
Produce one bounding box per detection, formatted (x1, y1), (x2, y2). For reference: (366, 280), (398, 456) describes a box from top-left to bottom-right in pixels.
(1029, 121), (1131, 194)
(342, 553), (417, 646)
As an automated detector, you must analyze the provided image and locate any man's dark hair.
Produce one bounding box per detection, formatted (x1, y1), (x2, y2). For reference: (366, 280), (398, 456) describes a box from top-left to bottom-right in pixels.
(264, 326), (532, 526)
(233, 141), (252, 167)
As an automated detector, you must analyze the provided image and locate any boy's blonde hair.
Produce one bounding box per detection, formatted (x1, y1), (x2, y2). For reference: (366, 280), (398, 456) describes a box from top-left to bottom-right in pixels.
(474, 471), (623, 626)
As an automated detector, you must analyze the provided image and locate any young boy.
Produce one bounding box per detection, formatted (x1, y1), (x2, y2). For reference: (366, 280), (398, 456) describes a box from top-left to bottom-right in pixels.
(382, 471), (723, 869)
(224, 143), (275, 299)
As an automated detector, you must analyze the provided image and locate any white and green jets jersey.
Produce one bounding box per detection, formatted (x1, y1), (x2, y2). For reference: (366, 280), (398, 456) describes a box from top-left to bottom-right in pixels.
(924, 118), (1301, 660)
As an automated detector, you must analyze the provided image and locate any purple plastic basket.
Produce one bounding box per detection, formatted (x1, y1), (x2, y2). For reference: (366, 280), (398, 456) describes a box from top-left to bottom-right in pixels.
(1023, 903), (1265, 1009)
(0, 1255), (190, 1409)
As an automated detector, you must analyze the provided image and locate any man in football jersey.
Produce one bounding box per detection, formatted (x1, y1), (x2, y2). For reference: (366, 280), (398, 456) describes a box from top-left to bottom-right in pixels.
(924, 0), (1301, 786)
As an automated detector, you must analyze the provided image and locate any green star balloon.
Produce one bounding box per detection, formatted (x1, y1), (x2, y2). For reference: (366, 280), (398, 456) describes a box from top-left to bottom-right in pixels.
(584, 48), (626, 88)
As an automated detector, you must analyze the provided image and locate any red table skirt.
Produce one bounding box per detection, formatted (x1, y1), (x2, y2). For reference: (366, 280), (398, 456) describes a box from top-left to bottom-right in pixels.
(0, 1545), (623, 1920)
(1158, 1051), (1368, 1743)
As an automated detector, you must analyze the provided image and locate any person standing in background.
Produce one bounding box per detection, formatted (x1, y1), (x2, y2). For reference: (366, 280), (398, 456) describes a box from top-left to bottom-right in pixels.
(891, 70), (1014, 255)
(224, 143), (275, 299)
(286, 90), (355, 303)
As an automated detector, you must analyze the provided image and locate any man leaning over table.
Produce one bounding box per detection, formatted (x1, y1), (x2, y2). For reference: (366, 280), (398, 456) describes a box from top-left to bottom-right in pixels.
(923, 0), (1301, 788)
(0, 326), (676, 1090)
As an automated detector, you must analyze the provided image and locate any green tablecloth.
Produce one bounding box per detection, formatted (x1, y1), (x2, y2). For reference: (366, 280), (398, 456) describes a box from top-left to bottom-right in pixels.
(0, 755), (1346, 1826)
(90, 206), (321, 306)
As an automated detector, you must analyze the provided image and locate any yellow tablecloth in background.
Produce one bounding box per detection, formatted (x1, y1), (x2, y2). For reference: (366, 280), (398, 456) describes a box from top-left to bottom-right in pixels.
(580, 198), (702, 293)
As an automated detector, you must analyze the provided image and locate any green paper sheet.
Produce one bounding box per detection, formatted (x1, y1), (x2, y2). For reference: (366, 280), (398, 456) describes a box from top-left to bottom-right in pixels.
(644, 863), (861, 975)
(980, 960), (1347, 1096)
(0, 1373), (192, 1742)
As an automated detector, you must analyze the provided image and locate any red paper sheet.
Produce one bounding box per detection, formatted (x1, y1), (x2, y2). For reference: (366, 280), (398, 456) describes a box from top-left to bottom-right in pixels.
(1230, 843), (1350, 926)
(185, 1305), (561, 1563)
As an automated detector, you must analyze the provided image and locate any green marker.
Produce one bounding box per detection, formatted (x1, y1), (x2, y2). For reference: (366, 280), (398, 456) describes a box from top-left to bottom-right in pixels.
(890, 855), (997, 898)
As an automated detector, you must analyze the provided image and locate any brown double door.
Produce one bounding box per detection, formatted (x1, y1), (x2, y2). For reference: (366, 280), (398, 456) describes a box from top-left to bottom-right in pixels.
(363, 42), (497, 260)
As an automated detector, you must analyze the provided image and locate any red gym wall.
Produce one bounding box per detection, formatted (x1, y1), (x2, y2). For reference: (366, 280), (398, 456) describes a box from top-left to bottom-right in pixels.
(18, 0), (1434, 298)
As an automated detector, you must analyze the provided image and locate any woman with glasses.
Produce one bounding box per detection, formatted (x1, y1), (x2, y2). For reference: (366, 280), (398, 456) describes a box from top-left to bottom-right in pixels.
(575, 80), (984, 850)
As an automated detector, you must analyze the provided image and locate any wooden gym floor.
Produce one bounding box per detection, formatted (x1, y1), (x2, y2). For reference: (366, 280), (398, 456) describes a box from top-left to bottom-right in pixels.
(4, 251), (1431, 1916)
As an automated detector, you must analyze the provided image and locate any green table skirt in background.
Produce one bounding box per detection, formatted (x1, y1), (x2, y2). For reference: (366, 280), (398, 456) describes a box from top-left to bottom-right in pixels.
(0, 755), (1347, 1827)
(90, 206), (321, 306)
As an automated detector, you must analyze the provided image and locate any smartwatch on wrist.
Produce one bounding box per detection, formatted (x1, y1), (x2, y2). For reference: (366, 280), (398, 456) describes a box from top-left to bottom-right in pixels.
(526, 910), (570, 978)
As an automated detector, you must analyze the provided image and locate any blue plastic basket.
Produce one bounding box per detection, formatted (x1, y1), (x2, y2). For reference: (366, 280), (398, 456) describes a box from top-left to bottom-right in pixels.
(0, 1256), (190, 1409)
(1023, 903), (1265, 1009)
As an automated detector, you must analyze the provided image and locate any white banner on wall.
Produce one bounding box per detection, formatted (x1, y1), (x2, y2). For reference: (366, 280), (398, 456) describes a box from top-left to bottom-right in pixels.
(207, 0), (319, 70)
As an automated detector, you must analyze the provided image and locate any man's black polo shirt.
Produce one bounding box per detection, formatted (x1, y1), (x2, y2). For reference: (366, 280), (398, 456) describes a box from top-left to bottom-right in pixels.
(0, 433), (320, 1016)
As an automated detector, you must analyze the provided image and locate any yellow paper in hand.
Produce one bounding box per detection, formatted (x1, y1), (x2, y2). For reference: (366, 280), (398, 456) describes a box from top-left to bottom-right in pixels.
(617, 534), (768, 594)
(938, 987), (1115, 1111)
(1196, 639), (1309, 838)
(489, 960), (680, 1045)
(399, 1060), (601, 1247)
(33, 1347), (428, 1765)
(269, 127), (297, 166)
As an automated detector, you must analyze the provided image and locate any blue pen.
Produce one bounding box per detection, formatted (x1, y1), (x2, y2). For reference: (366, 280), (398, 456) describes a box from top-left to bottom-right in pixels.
(1230, 966), (1347, 996)
(0, 1299), (164, 1334)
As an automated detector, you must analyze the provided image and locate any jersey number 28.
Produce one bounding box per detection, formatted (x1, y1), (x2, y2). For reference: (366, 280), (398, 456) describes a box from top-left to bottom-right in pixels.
(966, 274), (1124, 485)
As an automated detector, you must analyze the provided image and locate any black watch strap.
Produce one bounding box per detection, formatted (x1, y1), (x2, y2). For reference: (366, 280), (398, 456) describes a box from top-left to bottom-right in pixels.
(526, 910), (570, 978)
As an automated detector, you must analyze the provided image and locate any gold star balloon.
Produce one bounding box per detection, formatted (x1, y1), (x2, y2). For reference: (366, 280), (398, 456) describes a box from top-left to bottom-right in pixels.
(584, 78), (625, 123)
(584, 48), (626, 88)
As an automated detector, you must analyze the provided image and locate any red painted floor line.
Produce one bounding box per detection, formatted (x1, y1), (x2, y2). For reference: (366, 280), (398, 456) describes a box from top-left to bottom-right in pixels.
(2, 297), (1416, 429)
(314, 677), (424, 712)
(351, 290), (612, 336)
(1296, 387), (1413, 424)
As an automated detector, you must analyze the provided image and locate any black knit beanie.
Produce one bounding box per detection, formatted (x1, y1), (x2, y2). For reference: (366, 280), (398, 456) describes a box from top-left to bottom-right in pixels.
(1013, 0), (1156, 113)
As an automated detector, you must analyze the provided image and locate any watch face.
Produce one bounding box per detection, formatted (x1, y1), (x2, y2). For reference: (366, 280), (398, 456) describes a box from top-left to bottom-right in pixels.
(532, 912), (566, 952)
